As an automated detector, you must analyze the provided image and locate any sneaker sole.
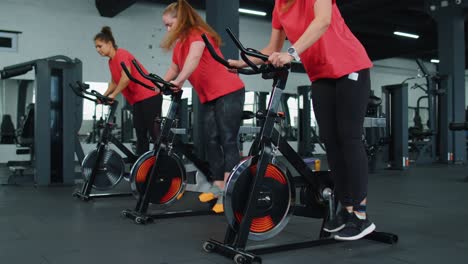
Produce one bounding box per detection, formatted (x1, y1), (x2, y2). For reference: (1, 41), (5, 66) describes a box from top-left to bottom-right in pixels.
(323, 224), (345, 233)
(334, 223), (376, 241)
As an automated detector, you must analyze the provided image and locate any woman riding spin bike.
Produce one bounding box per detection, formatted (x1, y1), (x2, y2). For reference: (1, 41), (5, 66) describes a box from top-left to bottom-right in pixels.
(94, 26), (162, 156)
(229, 0), (375, 241)
(160, 0), (245, 213)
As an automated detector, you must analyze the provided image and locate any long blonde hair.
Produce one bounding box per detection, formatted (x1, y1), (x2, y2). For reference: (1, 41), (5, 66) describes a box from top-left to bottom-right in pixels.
(160, 0), (222, 50)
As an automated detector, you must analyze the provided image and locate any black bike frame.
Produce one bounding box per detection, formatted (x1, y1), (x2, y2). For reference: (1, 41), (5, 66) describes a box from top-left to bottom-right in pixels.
(121, 61), (215, 224)
(70, 82), (138, 201)
(201, 28), (398, 263)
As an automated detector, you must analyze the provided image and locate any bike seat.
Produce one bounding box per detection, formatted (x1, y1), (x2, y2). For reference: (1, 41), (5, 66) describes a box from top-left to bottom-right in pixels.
(368, 95), (382, 107)
(242, 111), (255, 120)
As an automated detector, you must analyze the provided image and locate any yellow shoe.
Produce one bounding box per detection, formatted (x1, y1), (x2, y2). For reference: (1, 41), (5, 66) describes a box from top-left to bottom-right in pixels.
(212, 196), (224, 213)
(198, 184), (222, 203)
(198, 192), (216, 203)
(176, 191), (185, 200)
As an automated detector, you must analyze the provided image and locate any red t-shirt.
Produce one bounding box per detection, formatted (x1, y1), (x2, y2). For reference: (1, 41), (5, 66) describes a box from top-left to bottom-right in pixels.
(108, 48), (159, 105)
(172, 29), (244, 104)
(272, 0), (372, 81)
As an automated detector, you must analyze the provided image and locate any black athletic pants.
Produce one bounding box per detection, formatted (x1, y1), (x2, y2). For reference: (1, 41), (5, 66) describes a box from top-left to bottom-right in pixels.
(132, 94), (163, 156)
(311, 69), (371, 207)
(203, 88), (245, 181)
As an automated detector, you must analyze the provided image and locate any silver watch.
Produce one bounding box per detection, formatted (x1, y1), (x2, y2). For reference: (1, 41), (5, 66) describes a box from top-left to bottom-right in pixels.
(287, 46), (300, 62)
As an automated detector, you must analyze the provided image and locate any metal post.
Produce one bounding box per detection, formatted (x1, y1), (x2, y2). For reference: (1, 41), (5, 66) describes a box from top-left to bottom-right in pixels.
(34, 60), (51, 186)
(298, 85), (312, 156)
(426, 0), (466, 163)
(382, 84), (409, 170)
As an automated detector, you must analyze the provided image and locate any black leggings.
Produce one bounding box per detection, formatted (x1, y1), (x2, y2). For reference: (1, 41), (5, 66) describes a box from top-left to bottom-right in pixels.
(203, 88), (245, 181)
(133, 94), (163, 155)
(311, 69), (371, 207)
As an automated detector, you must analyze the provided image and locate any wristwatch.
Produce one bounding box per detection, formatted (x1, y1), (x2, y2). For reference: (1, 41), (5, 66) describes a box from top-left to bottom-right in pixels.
(287, 46), (300, 62)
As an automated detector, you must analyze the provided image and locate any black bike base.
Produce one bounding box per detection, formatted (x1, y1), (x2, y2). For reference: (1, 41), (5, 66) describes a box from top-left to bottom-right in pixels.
(203, 239), (262, 264)
(203, 231), (398, 264)
(72, 190), (133, 202)
(121, 208), (218, 225)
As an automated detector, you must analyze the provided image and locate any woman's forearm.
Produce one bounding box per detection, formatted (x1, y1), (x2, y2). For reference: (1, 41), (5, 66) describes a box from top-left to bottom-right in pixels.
(291, 0), (332, 55)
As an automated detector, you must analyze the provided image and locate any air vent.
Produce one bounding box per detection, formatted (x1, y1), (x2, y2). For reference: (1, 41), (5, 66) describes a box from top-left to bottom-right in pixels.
(0, 36), (12, 48)
(0, 30), (21, 52)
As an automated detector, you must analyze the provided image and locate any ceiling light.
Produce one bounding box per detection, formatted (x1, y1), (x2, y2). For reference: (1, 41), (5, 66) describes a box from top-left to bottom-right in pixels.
(430, 59), (440, 64)
(239, 8), (267, 16)
(394, 31), (420, 39)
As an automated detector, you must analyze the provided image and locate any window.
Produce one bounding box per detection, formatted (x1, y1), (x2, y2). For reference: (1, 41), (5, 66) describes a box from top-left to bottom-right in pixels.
(286, 96), (298, 127)
(180, 87), (192, 103)
(161, 86), (193, 116)
(81, 84), (192, 121)
(0, 37), (12, 48)
(0, 31), (20, 52)
(82, 82), (109, 120)
(243, 91), (255, 126)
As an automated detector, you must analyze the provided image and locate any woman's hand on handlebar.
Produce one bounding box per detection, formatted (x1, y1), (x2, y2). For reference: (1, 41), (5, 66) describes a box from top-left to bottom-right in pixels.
(96, 93), (115, 105)
(107, 93), (116, 103)
(169, 80), (183, 92)
(269, 52), (293, 68)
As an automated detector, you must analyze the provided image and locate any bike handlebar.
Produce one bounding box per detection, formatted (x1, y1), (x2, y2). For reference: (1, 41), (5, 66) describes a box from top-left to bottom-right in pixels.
(201, 27), (289, 76)
(121, 60), (175, 95)
(69, 81), (114, 105)
(225, 28), (269, 62)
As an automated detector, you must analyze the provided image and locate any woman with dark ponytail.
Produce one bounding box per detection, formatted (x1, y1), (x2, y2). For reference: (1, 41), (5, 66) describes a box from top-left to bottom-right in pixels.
(161, 0), (246, 213)
(94, 26), (163, 156)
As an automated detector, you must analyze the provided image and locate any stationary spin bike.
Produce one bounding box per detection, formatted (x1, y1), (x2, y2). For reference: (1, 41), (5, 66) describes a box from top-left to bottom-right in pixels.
(201, 29), (398, 264)
(70, 82), (138, 201)
(120, 60), (216, 224)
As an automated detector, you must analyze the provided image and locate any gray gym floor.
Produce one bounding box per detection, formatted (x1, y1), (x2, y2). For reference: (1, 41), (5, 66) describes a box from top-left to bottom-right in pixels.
(0, 163), (467, 264)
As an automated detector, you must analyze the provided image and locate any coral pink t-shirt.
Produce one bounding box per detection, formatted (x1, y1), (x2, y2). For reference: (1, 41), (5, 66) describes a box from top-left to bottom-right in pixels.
(272, 0), (372, 81)
(108, 48), (159, 105)
(172, 29), (244, 103)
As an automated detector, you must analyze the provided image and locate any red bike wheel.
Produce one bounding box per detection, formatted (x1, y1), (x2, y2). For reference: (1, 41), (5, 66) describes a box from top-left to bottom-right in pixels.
(224, 156), (295, 241)
(129, 151), (186, 205)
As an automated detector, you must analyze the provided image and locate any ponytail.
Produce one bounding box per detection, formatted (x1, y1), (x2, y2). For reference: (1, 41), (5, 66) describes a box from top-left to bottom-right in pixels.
(94, 26), (118, 48)
(160, 0), (222, 50)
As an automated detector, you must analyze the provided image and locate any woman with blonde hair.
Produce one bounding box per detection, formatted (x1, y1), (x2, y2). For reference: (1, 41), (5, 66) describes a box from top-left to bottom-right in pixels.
(161, 0), (246, 213)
